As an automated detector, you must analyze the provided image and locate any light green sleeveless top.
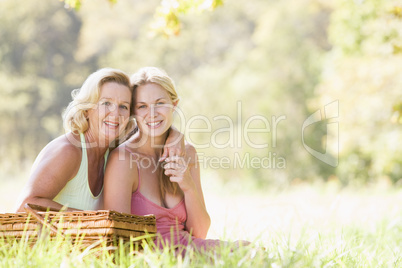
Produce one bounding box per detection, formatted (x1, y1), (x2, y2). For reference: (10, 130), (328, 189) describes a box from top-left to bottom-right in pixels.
(53, 133), (109, 210)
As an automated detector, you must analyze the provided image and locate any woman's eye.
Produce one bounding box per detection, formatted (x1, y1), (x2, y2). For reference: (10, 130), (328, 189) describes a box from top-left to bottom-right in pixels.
(137, 105), (146, 109)
(102, 101), (111, 106)
(119, 105), (129, 110)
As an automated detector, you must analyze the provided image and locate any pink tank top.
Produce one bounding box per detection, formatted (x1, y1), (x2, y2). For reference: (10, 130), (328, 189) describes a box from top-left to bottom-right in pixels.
(127, 148), (222, 252)
(127, 149), (187, 237)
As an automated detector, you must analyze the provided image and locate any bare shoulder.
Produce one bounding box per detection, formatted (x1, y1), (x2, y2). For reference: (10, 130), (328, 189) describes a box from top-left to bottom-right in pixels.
(34, 133), (82, 167)
(51, 134), (81, 154)
(28, 133), (83, 187)
(184, 142), (198, 164)
(104, 142), (139, 191)
(107, 143), (139, 172)
(108, 144), (134, 164)
(185, 142), (197, 155)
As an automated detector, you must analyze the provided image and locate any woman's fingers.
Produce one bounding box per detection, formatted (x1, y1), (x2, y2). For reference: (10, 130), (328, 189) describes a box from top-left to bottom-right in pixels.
(164, 161), (187, 176)
(163, 156), (188, 179)
(163, 156), (195, 192)
(168, 176), (181, 183)
(159, 146), (184, 162)
(164, 156), (187, 166)
(164, 155), (180, 162)
(170, 147), (184, 157)
(163, 162), (183, 170)
(164, 165), (185, 176)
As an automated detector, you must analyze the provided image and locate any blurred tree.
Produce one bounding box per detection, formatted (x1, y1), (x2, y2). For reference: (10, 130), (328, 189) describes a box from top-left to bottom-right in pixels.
(0, 0), (87, 173)
(96, 0), (334, 187)
(3, 0), (398, 188)
(317, 0), (402, 185)
(62, 0), (223, 37)
(0, 0), (336, 188)
(393, 102), (402, 124)
(239, 0), (334, 186)
(149, 0), (224, 37)
(63, 0), (118, 10)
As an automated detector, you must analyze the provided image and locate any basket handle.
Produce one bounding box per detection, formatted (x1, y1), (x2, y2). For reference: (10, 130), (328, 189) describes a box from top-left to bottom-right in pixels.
(24, 203), (63, 237)
(24, 203), (61, 212)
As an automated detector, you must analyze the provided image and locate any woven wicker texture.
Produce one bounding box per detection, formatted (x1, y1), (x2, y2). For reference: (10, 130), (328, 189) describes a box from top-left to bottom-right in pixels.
(0, 204), (156, 243)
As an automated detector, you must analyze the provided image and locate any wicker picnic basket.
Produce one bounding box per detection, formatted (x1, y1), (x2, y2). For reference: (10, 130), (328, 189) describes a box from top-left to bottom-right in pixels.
(0, 204), (156, 246)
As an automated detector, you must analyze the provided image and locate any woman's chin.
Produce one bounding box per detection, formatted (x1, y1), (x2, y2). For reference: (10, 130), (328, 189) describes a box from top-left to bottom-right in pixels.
(140, 129), (169, 141)
(101, 131), (122, 145)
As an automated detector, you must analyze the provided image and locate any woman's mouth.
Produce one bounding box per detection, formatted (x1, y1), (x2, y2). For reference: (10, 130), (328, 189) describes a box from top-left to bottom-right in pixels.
(146, 120), (162, 128)
(104, 121), (119, 128)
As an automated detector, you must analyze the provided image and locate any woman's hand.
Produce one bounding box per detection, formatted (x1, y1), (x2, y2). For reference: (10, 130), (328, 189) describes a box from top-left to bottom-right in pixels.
(160, 126), (185, 162)
(163, 156), (196, 193)
(165, 144), (210, 238)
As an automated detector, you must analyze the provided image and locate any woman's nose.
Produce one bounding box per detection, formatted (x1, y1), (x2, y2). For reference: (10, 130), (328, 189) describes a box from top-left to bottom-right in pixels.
(149, 105), (159, 117)
(107, 103), (119, 115)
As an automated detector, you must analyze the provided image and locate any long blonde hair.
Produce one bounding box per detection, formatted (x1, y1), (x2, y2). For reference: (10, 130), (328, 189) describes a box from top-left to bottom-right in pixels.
(130, 67), (181, 207)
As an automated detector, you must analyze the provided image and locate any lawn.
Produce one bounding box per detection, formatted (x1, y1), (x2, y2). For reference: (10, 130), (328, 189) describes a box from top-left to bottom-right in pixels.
(1, 174), (401, 267)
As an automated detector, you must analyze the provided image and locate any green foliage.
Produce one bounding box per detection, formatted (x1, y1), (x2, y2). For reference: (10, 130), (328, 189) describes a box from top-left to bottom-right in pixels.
(63, 0), (82, 10)
(0, 0), (91, 173)
(62, 0), (223, 37)
(329, 0), (402, 56)
(63, 0), (118, 10)
(393, 101), (402, 124)
(319, 0), (402, 185)
(150, 0), (224, 37)
(0, 0), (400, 186)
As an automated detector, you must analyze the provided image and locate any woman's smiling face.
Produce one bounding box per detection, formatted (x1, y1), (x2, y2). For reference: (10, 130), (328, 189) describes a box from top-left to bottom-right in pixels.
(87, 81), (131, 143)
(134, 82), (176, 139)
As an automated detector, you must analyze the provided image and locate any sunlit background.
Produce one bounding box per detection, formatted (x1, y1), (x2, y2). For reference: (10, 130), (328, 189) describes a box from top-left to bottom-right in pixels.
(0, 0), (401, 243)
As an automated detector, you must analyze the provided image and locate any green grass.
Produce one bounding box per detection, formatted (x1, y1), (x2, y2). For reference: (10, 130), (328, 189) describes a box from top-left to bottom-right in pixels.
(2, 176), (402, 267)
(1, 216), (401, 268)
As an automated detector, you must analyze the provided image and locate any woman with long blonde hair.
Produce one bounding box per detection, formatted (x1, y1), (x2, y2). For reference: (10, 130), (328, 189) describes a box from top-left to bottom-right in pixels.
(104, 67), (226, 252)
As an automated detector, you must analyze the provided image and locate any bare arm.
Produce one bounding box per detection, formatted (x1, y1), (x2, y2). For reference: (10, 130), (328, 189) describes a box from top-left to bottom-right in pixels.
(103, 147), (137, 214)
(164, 144), (210, 238)
(15, 137), (81, 212)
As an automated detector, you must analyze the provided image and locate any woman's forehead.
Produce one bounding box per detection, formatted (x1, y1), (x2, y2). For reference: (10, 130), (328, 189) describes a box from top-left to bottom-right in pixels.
(99, 82), (131, 101)
(135, 83), (171, 102)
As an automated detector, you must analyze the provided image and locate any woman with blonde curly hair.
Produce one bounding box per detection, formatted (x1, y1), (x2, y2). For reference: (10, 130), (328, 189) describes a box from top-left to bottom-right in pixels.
(16, 68), (183, 212)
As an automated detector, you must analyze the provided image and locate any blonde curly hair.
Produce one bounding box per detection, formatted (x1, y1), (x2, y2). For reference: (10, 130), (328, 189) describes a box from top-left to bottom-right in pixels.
(63, 68), (135, 142)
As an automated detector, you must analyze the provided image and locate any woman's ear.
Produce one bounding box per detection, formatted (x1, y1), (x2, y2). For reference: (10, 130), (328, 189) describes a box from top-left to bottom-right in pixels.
(173, 100), (179, 108)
